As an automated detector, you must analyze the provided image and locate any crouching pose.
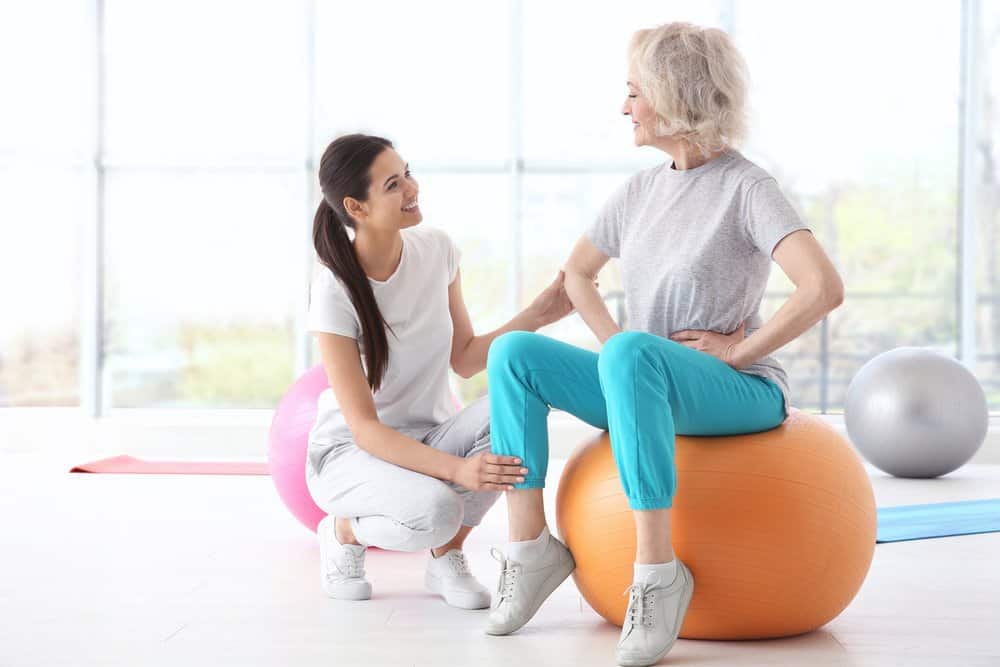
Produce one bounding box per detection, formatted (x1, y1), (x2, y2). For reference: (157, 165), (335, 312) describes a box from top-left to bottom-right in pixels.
(305, 134), (573, 608)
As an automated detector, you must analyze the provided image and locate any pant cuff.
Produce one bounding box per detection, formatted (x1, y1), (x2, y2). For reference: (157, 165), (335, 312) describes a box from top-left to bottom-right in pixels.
(628, 495), (673, 510)
(513, 478), (546, 489)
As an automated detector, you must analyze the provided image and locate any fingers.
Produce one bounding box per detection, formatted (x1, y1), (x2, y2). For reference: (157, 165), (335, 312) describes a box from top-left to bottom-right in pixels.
(485, 462), (528, 475)
(484, 468), (527, 485)
(485, 454), (522, 465)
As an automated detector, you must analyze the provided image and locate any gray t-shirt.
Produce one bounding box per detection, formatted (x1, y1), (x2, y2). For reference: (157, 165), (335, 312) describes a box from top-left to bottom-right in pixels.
(586, 150), (810, 415)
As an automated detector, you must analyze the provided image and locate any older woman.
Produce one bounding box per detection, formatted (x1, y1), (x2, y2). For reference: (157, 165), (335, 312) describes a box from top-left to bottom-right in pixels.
(484, 22), (844, 667)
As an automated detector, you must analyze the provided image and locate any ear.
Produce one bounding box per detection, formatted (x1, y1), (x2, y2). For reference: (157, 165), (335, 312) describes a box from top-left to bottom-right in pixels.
(342, 196), (367, 224)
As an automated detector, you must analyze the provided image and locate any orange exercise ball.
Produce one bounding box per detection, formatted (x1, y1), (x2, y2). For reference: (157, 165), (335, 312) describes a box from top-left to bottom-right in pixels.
(555, 409), (876, 640)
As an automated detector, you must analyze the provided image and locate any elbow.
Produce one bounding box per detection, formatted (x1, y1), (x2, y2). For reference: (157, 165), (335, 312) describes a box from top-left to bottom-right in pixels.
(824, 275), (845, 310)
(806, 277), (844, 312)
(347, 418), (380, 452)
(451, 363), (475, 380)
(450, 356), (477, 379)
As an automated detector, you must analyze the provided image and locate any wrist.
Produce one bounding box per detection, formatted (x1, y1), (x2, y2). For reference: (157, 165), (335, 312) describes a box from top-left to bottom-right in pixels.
(520, 305), (544, 331)
(443, 455), (463, 483)
(729, 342), (751, 369)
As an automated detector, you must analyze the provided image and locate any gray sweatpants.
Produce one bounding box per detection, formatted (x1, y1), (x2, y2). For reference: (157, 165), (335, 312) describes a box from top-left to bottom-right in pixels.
(305, 396), (501, 552)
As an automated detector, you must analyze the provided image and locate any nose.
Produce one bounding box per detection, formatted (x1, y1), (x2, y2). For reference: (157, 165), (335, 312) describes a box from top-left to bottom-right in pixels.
(621, 97), (631, 116)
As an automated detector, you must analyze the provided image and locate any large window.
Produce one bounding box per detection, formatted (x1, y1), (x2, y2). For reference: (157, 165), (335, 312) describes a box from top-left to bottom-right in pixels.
(740, 1), (963, 410)
(1, 1), (997, 413)
(976, 0), (1000, 407)
(0, 2), (94, 406)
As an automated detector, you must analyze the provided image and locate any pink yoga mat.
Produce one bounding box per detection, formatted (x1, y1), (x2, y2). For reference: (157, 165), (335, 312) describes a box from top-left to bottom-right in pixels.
(70, 455), (270, 476)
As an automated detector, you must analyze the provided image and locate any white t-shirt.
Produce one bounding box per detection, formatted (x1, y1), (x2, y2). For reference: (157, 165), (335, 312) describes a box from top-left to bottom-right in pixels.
(305, 225), (461, 475)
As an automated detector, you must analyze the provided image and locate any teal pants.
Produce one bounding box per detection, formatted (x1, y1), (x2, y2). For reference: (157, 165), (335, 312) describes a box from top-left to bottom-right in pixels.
(486, 331), (786, 510)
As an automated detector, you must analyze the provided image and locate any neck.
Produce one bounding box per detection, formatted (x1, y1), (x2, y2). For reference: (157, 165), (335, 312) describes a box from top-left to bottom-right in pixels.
(655, 137), (725, 170)
(353, 227), (403, 282)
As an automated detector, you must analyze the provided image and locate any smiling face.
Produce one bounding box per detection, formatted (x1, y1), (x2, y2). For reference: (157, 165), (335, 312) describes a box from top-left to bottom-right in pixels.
(621, 74), (659, 147)
(343, 147), (421, 231)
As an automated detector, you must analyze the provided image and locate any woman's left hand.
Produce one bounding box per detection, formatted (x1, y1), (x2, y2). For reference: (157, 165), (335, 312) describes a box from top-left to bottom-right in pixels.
(527, 271), (575, 328)
(669, 321), (752, 369)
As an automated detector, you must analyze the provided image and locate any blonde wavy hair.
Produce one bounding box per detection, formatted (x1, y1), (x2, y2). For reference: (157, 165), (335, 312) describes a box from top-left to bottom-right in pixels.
(629, 23), (749, 156)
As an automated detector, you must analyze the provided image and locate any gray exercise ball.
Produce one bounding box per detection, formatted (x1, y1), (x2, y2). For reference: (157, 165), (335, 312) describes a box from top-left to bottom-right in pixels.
(844, 347), (988, 478)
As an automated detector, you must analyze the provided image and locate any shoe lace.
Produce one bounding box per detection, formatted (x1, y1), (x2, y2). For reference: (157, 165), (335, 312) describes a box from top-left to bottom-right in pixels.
(622, 573), (663, 630)
(448, 550), (472, 576)
(490, 547), (520, 603)
(329, 548), (365, 581)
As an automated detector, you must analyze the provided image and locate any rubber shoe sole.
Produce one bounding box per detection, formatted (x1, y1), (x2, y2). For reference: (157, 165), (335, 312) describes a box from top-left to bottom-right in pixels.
(425, 571), (491, 610)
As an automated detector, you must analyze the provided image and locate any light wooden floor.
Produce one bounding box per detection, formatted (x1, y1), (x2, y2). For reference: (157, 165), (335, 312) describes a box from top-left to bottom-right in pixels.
(1, 451), (998, 667)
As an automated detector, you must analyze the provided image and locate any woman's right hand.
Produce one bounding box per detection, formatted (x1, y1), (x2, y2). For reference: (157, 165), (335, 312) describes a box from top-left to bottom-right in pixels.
(453, 453), (528, 491)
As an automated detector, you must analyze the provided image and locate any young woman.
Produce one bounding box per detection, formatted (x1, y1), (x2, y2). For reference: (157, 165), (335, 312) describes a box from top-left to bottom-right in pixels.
(305, 134), (573, 609)
(484, 23), (845, 666)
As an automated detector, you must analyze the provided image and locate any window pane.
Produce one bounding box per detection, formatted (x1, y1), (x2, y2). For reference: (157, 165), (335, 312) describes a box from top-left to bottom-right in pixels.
(314, 1), (510, 164)
(104, 0), (308, 165)
(415, 173), (511, 403)
(104, 171), (306, 407)
(522, 1), (722, 164)
(976, 0), (1000, 410)
(0, 2), (94, 162)
(738, 0), (961, 412)
(0, 167), (90, 406)
(521, 173), (626, 351)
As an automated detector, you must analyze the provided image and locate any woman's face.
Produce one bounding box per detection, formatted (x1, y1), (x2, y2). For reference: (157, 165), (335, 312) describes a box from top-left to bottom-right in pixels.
(621, 74), (658, 147)
(349, 148), (422, 231)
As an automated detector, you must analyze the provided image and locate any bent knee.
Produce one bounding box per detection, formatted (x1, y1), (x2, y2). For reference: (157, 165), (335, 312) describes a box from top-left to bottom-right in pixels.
(487, 331), (543, 374)
(411, 489), (464, 550)
(599, 331), (654, 371)
(598, 330), (686, 380)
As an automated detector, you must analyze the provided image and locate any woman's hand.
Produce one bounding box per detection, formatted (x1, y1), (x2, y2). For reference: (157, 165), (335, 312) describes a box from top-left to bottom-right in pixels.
(526, 270), (576, 329)
(669, 320), (753, 369)
(453, 453), (529, 492)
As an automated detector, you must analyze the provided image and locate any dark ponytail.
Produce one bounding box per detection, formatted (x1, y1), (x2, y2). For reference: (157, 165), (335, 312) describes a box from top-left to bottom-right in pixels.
(313, 134), (394, 392)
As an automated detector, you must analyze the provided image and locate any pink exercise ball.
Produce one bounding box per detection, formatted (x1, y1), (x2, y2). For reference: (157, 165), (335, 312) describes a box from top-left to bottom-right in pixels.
(268, 365), (329, 533)
(269, 364), (464, 533)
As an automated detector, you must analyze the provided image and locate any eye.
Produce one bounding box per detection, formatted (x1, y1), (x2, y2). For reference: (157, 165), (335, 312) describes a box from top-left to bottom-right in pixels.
(388, 182), (397, 190)
(405, 169), (413, 179)
(628, 94), (637, 99)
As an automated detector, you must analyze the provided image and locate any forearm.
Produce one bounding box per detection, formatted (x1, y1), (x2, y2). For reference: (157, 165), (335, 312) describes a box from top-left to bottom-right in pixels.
(734, 286), (841, 367)
(565, 270), (620, 344)
(353, 420), (462, 482)
(453, 309), (541, 378)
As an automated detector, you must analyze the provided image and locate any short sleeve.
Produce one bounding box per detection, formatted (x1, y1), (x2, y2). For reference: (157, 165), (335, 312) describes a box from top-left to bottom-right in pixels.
(745, 178), (812, 257)
(585, 178), (630, 258)
(443, 230), (461, 284)
(307, 268), (360, 339)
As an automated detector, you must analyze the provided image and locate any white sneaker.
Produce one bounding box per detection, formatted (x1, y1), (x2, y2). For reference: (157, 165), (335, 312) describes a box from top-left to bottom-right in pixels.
(484, 533), (576, 635)
(615, 560), (694, 667)
(317, 515), (371, 600)
(424, 549), (491, 610)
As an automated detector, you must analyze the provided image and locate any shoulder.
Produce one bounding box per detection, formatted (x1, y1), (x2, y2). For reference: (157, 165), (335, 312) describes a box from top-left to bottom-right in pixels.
(404, 224), (455, 253)
(311, 263), (353, 304)
(719, 151), (778, 192)
(625, 161), (670, 196)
